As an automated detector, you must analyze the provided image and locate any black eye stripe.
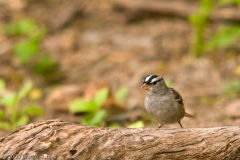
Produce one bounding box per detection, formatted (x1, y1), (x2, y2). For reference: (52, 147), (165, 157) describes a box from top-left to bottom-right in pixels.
(151, 79), (161, 84)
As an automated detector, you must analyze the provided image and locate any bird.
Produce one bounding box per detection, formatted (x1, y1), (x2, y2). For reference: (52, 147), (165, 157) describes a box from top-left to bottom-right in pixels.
(141, 75), (193, 128)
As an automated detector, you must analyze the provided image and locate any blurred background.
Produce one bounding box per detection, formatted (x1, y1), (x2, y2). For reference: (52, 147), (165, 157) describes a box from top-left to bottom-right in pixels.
(0, 0), (240, 136)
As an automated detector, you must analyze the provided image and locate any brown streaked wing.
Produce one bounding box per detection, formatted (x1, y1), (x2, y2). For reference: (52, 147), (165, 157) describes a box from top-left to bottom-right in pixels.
(169, 88), (184, 105)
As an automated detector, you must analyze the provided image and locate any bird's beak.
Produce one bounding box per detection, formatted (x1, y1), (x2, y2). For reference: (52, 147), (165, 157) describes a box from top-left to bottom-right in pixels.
(141, 83), (150, 90)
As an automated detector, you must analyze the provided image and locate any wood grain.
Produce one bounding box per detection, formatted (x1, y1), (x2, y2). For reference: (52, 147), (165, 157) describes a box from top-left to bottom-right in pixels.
(0, 119), (240, 159)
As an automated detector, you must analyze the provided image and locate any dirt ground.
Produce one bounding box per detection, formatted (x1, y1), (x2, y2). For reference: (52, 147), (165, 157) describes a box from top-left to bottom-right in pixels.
(0, 0), (240, 136)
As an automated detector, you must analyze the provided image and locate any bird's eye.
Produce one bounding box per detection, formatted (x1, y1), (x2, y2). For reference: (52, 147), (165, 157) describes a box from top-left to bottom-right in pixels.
(152, 81), (157, 85)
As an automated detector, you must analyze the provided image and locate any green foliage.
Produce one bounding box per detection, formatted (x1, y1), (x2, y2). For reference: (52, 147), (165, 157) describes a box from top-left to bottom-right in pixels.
(189, 0), (213, 56)
(108, 122), (121, 128)
(2, 18), (47, 63)
(222, 80), (240, 97)
(1, 18), (58, 78)
(3, 19), (35, 36)
(189, 0), (240, 57)
(81, 110), (107, 126)
(219, 0), (240, 5)
(70, 86), (129, 127)
(165, 80), (173, 88)
(127, 120), (144, 128)
(115, 86), (128, 103)
(34, 54), (57, 75)
(93, 87), (109, 107)
(70, 99), (98, 113)
(14, 39), (39, 63)
(70, 88), (109, 126)
(0, 79), (44, 131)
(205, 26), (240, 51)
(0, 79), (6, 94)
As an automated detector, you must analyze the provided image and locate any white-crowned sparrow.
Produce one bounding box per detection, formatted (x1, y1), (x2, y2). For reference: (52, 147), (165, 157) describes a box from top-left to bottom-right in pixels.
(141, 75), (193, 128)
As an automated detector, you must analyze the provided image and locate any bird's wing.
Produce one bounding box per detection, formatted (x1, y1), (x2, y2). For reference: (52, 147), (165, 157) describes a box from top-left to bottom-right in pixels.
(169, 87), (184, 105)
(169, 88), (194, 118)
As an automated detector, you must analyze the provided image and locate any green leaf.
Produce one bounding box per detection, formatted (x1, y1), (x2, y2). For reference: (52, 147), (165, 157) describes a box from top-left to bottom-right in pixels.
(17, 19), (35, 35)
(127, 121), (144, 128)
(205, 26), (240, 51)
(199, 0), (213, 15)
(6, 19), (35, 35)
(115, 86), (128, 103)
(165, 80), (173, 88)
(34, 54), (56, 75)
(93, 88), (109, 107)
(81, 113), (92, 125)
(30, 27), (46, 41)
(16, 115), (29, 127)
(188, 0), (214, 57)
(0, 78), (6, 94)
(219, 0), (240, 6)
(18, 82), (33, 99)
(108, 122), (121, 128)
(0, 93), (17, 108)
(82, 109), (107, 126)
(222, 80), (240, 97)
(20, 105), (44, 116)
(14, 39), (39, 63)
(90, 109), (107, 126)
(69, 99), (98, 113)
(0, 110), (5, 120)
(0, 121), (11, 131)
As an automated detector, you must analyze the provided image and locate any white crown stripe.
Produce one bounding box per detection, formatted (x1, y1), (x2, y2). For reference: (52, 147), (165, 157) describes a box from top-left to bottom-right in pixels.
(145, 75), (153, 82)
(151, 77), (161, 83)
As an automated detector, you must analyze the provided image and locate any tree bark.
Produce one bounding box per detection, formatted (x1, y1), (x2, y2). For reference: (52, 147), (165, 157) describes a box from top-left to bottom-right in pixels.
(0, 119), (240, 160)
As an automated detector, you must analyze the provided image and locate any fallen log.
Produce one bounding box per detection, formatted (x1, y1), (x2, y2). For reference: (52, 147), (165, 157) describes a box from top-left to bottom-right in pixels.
(0, 119), (240, 159)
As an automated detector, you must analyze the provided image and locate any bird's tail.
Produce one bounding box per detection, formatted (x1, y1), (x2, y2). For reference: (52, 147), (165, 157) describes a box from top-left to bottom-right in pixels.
(184, 112), (194, 118)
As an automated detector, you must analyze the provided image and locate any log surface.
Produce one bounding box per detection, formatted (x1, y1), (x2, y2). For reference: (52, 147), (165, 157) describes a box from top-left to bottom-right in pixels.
(0, 119), (240, 160)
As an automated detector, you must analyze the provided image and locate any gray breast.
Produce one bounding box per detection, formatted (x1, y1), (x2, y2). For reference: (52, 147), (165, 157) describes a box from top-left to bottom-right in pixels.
(144, 95), (185, 124)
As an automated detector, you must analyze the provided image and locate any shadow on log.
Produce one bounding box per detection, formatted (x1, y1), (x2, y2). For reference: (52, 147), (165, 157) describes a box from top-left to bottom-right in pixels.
(0, 119), (240, 159)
